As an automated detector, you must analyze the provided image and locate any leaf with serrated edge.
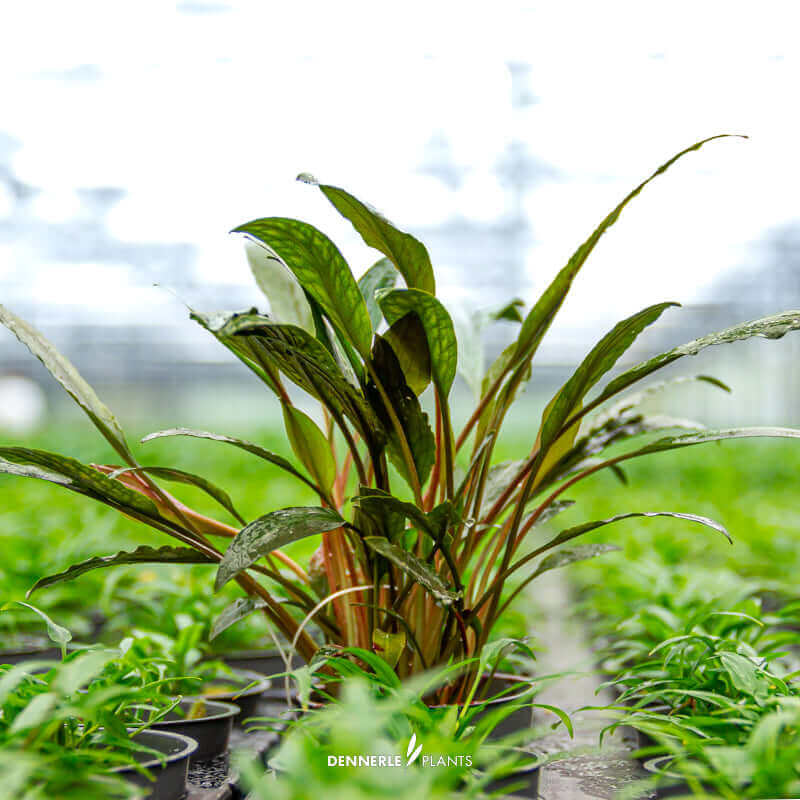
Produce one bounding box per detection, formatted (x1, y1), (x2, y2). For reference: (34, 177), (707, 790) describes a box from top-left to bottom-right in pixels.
(28, 546), (214, 595)
(0, 305), (133, 461)
(364, 537), (459, 606)
(232, 217), (373, 357)
(216, 507), (344, 590)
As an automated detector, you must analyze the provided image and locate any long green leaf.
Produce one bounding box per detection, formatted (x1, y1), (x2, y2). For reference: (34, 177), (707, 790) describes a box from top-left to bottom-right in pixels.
(244, 240), (315, 334)
(538, 302), (678, 454)
(0, 447), (159, 518)
(216, 507), (345, 590)
(141, 427), (320, 495)
(108, 465), (245, 525)
(27, 546), (214, 596)
(363, 537), (459, 606)
(531, 543), (621, 578)
(509, 136), (742, 376)
(0, 305), (133, 462)
(4, 601), (72, 646)
(232, 217), (373, 357)
(376, 288), (457, 396)
(590, 310), (800, 412)
(358, 257), (399, 329)
(302, 176), (435, 295)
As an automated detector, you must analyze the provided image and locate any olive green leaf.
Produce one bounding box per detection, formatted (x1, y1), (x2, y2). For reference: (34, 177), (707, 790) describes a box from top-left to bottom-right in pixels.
(363, 537), (460, 606)
(376, 288), (457, 396)
(210, 597), (268, 641)
(244, 239), (314, 334)
(0, 304), (133, 463)
(0, 447), (159, 519)
(383, 313), (432, 396)
(141, 427), (321, 496)
(27, 546), (215, 596)
(358, 257), (399, 329)
(282, 405), (337, 493)
(538, 302), (679, 456)
(232, 217), (373, 357)
(531, 543), (621, 579)
(589, 310), (800, 415)
(301, 175), (435, 295)
(511, 136), (743, 375)
(108, 465), (246, 525)
(216, 507), (345, 590)
(366, 335), (435, 488)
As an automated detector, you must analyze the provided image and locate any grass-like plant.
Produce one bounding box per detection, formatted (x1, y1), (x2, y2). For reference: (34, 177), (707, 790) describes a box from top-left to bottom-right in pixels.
(3, 135), (800, 693)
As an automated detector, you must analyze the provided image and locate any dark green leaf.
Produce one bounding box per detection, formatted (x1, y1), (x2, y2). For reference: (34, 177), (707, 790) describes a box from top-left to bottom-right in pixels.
(27, 546), (214, 595)
(366, 335), (435, 488)
(0, 305), (133, 462)
(538, 302), (678, 456)
(353, 487), (406, 542)
(541, 511), (731, 556)
(377, 288), (457, 396)
(303, 177), (435, 295)
(108, 465), (246, 525)
(358, 257), (399, 329)
(216, 507), (345, 590)
(593, 310), (800, 410)
(532, 543), (621, 578)
(383, 313), (431, 396)
(363, 537), (459, 606)
(232, 217), (373, 356)
(141, 427), (321, 495)
(210, 597), (267, 641)
(282, 405), (336, 493)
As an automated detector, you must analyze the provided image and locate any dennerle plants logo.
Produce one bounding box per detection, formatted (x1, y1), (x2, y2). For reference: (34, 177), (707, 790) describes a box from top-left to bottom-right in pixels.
(326, 733), (473, 769)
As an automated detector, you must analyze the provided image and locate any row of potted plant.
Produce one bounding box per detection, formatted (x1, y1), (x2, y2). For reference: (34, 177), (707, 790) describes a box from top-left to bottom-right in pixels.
(4, 134), (800, 795)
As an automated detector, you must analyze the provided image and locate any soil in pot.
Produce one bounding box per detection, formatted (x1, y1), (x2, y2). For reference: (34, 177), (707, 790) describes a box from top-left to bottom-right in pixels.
(151, 698), (239, 761)
(113, 728), (197, 800)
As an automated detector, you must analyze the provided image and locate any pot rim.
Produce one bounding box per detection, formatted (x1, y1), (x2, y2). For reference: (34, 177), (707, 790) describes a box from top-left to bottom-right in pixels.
(154, 697), (240, 725)
(111, 728), (198, 772)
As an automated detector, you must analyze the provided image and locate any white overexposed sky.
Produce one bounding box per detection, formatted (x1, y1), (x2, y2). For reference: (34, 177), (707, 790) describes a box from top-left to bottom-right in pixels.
(1, 0), (799, 340)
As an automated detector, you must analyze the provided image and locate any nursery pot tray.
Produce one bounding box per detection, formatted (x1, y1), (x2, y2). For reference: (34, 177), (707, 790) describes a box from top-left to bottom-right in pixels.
(114, 728), (197, 800)
(153, 699), (239, 762)
(201, 669), (272, 721)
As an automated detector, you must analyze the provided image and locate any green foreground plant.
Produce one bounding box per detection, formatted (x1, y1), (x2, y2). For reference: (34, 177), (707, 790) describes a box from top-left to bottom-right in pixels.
(3, 134), (800, 696)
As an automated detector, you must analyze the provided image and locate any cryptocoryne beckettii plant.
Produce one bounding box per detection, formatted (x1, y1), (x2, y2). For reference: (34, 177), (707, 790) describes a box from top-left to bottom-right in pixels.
(3, 135), (800, 690)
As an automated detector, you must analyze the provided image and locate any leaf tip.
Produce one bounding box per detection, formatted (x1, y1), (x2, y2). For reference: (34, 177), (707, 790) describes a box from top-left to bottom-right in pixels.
(296, 172), (319, 185)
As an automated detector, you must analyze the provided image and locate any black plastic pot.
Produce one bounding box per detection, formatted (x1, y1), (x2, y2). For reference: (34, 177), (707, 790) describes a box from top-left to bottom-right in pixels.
(643, 755), (722, 798)
(202, 669), (272, 721)
(483, 762), (540, 799)
(218, 648), (303, 676)
(114, 728), (197, 800)
(152, 698), (239, 761)
(428, 673), (536, 741)
(0, 640), (60, 665)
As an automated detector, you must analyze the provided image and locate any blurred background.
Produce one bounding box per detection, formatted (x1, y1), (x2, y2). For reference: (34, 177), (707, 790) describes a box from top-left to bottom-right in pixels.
(2, 0), (800, 433)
